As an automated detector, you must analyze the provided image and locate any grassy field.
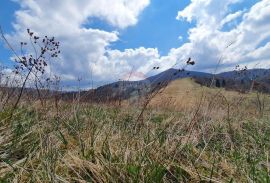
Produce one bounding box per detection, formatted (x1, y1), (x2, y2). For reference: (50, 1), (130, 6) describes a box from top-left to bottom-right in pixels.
(1, 78), (270, 182)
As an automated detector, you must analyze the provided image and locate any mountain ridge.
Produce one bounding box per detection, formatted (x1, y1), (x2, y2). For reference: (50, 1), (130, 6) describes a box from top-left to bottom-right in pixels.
(82, 68), (270, 102)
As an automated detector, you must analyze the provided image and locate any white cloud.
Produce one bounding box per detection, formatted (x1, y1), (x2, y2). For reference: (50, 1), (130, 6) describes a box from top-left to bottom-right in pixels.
(220, 10), (244, 27)
(174, 0), (270, 73)
(176, 0), (241, 27)
(6, 0), (150, 87)
(13, 0), (150, 29)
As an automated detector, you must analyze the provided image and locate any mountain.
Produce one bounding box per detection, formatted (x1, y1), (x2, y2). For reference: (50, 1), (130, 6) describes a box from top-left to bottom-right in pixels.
(216, 68), (270, 80)
(77, 68), (270, 102)
(215, 69), (270, 92)
(147, 68), (213, 84)
(81, 69), (213, 102)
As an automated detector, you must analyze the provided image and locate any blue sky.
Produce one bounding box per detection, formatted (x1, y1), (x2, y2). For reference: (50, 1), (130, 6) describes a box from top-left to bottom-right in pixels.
(0, 0), (270, 88)
(109, 0), (192, 56)
(0, 0), (19, 67)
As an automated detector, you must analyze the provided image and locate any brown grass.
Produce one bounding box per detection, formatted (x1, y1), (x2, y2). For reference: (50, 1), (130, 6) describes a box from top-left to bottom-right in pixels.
(1, 78), (270, 182)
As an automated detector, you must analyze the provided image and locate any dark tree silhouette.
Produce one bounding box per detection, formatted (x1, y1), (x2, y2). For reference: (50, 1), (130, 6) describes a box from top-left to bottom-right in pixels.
(222, 79), (226, 87)
(216, 79), (221, 88)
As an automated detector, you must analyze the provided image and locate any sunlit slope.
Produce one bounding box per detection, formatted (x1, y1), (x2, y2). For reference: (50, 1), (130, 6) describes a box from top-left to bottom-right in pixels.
(150, 78), (206, 109)
(149, 78), (258, 115)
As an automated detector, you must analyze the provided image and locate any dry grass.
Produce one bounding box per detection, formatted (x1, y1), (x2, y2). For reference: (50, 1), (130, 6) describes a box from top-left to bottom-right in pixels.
(150, 78), (263, 118)
(0, 78), (270, 182)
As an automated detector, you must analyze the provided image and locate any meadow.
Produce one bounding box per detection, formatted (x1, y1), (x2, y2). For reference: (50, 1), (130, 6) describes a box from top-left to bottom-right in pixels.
(0, 28), (270, 183)
(1, 78), (270, 182)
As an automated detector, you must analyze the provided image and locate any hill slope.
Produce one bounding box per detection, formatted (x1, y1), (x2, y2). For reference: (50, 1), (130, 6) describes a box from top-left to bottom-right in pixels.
(148, 78), (249, 111)
(84, 68), (270, 102)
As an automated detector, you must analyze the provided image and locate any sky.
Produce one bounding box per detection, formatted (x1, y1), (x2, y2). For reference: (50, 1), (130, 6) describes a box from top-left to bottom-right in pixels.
(0, 0), (269, 89)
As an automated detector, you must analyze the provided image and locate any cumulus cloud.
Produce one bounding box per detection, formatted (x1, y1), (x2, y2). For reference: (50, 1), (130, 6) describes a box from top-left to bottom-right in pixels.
(174, 0), (270, 73)
(13, 0), (150, 29)
(220, 10), (244, 27)
(176, 0), (241, 26)
(6, 0), (150, 87)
